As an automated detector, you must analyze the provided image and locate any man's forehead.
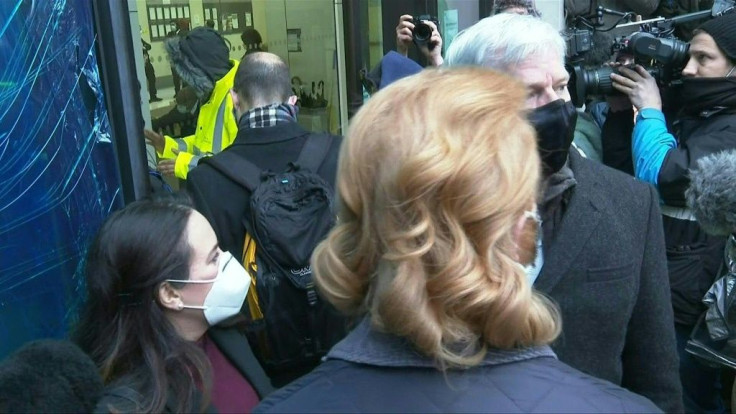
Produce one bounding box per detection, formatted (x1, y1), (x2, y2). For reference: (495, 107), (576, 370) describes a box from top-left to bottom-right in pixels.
(512, 53), (568, 85)
(689, 33), (719, 54)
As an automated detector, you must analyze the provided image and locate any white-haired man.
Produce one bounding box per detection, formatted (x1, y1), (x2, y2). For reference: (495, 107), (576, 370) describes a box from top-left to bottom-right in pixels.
(446, 14), (682, 412)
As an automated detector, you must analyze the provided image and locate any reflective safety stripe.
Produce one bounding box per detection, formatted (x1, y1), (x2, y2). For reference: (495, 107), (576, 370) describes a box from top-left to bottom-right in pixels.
(661, 205), (697, 221)
(212, 97), (228, 153)
(187, 154), (203, 172)
(243, 234), (263, 320)
(176, 139), (187, 153)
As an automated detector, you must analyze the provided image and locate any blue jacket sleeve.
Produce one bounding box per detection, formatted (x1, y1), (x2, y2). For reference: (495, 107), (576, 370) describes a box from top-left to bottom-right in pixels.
(632, 108), (677, 188)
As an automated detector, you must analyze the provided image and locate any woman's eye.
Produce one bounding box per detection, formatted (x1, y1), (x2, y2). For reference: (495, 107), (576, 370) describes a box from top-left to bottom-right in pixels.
(211, 252), (220, 264)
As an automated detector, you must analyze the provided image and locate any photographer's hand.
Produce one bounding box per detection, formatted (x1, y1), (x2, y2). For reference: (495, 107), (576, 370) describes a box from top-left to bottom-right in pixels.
(611, 65), (662, 111)
(418, 20), (443, 67)
(396, 15), (414, 57)
(605, 60), (633, 113)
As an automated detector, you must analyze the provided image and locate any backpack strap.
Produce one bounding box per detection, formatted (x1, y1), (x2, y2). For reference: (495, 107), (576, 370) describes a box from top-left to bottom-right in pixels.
(199, 149), (261, 191)
(295, 133), (334, 173)
(200, 133), (333, 188)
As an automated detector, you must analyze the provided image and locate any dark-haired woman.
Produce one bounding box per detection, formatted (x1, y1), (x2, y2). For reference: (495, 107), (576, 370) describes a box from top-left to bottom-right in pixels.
(240, 28), (263, 59)
(75, 198), (272, 413)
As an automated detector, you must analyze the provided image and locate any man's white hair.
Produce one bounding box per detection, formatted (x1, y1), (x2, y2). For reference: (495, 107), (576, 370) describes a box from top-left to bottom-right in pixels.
(446, 14), (566, 71)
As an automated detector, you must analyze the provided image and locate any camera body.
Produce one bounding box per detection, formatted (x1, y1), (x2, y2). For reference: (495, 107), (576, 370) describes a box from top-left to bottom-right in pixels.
(412, 15), (440, 50)
(563, 28), (593, 59)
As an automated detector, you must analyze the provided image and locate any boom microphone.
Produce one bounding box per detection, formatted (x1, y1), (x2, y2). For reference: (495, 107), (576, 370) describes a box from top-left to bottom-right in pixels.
(685, 150), (736, 236)
(0, 339), (104, 413)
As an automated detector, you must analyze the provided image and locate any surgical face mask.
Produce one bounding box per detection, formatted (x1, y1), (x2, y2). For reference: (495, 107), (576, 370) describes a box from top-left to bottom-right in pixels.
(167, 252), (250, 326)
(527, 99), (578, 175)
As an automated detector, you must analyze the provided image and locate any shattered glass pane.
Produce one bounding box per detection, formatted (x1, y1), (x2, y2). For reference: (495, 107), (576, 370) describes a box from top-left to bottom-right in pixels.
(0, 0), (123, 357)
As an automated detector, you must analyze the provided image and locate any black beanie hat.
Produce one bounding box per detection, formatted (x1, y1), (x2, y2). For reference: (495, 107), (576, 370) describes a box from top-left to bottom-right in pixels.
(697, 13), (736, 62)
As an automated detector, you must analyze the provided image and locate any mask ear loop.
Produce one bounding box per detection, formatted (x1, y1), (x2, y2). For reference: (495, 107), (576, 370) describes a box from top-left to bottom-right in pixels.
(726, 65), (736, 77)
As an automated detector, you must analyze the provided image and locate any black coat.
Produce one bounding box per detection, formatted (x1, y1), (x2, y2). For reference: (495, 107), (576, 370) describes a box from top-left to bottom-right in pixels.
(659, 108), (736, 207)
(536, 151), (683, 412)
(659, 109), (736, 325)
(254, 319), (662, 413)
(602, 105), (736, 325)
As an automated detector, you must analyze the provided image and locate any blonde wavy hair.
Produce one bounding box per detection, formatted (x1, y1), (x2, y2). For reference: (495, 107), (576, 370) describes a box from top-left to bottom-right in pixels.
(312, 67), (560, 368)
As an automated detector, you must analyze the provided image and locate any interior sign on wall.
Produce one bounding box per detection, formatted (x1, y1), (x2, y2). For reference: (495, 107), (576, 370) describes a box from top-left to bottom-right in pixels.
(287, 28), (302, 52)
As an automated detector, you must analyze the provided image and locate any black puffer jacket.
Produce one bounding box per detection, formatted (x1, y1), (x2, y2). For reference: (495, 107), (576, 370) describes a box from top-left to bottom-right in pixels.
(660, 107), (736, 325)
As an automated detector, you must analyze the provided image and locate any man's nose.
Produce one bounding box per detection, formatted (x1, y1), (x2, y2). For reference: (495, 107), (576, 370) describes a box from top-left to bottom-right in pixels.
(682, 57), (697, 77)
(538, 87), (558, 107)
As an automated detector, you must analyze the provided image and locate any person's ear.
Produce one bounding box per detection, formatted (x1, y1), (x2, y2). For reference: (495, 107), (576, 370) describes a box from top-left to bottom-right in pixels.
(229, 89), (241, 111)
(158, 282), (184, 311)
(287, 95), (298, 105)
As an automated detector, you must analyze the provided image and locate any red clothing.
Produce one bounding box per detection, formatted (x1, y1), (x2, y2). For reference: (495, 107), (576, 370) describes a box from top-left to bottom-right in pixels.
(202, 334), (260, 413)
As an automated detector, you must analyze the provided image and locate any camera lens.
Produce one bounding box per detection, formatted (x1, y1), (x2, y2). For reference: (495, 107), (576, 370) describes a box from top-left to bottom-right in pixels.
(583, 66), (615, 95)
(413, 22), (433, 42)
(570, 65), (616, 106)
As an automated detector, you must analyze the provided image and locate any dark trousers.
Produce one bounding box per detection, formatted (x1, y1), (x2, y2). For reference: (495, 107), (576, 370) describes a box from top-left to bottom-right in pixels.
(145, 61), (157, 98)
(171, 66), (181, 94)
(676, 323), (726, 414)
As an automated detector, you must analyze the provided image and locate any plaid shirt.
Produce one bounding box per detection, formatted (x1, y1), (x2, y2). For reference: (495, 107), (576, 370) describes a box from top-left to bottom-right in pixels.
(239, 103), (299, 129)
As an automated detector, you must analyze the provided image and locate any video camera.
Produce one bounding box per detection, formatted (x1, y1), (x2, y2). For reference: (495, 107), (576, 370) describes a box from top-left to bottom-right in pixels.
(412, 15), (440, 50)
(565, 0), (735, 106)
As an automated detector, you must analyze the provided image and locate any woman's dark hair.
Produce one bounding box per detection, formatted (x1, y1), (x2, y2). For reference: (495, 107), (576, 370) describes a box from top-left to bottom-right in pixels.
(241, 28), (262, 49)
(74, 196), (211, 413)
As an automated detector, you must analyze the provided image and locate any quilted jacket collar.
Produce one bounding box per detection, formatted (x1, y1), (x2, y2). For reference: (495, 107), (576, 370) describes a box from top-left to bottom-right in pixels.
(327, 317), (557, 369)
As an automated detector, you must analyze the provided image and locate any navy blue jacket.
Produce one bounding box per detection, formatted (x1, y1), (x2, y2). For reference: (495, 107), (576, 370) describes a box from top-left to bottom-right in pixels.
(254, 319), (661, 413)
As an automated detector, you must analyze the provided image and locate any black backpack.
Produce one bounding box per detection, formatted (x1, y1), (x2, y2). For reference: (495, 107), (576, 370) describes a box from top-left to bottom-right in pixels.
(200, 134), (348, 385)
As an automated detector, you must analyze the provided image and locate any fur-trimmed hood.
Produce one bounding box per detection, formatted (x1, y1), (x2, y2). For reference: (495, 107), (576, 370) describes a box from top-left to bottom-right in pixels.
(165, 27), (232, 99)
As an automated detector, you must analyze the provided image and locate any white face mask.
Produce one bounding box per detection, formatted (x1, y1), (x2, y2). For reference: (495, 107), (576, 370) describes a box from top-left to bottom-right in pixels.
(167, 252), (250, 326)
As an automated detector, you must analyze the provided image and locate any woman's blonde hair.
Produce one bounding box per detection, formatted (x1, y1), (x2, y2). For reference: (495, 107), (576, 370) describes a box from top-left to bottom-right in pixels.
(312, 67), (560, 368)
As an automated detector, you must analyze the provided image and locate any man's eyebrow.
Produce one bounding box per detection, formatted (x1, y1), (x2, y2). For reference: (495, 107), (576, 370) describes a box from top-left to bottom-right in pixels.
(525, 80), (547, 90)
(689, 46), (712, 55)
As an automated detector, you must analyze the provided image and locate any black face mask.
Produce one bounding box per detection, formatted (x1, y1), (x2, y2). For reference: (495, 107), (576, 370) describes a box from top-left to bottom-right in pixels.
(528, 99), (578, 174)
(678, 77), (736, 115)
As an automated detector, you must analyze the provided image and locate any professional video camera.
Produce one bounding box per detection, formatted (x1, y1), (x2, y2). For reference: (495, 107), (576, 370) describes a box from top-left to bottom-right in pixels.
(565, 0), (735, 106)
(569, 31), (690, 105)
(412, 15), (440, 50)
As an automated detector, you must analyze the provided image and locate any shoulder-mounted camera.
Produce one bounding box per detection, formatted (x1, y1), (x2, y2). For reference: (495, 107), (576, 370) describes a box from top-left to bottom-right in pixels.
(565, 0), (735, 106)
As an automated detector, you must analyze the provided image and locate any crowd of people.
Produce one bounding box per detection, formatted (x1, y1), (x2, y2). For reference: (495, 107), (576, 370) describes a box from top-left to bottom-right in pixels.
(2, 4), (736, 413)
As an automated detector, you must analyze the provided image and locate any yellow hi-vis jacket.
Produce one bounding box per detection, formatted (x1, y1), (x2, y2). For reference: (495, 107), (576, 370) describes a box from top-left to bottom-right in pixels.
(158, 59), (240, 179)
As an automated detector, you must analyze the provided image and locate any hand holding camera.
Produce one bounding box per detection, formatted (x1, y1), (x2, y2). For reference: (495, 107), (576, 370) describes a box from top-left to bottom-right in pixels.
(395, 14), (443, 66)
(611, 65), (663, 111)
